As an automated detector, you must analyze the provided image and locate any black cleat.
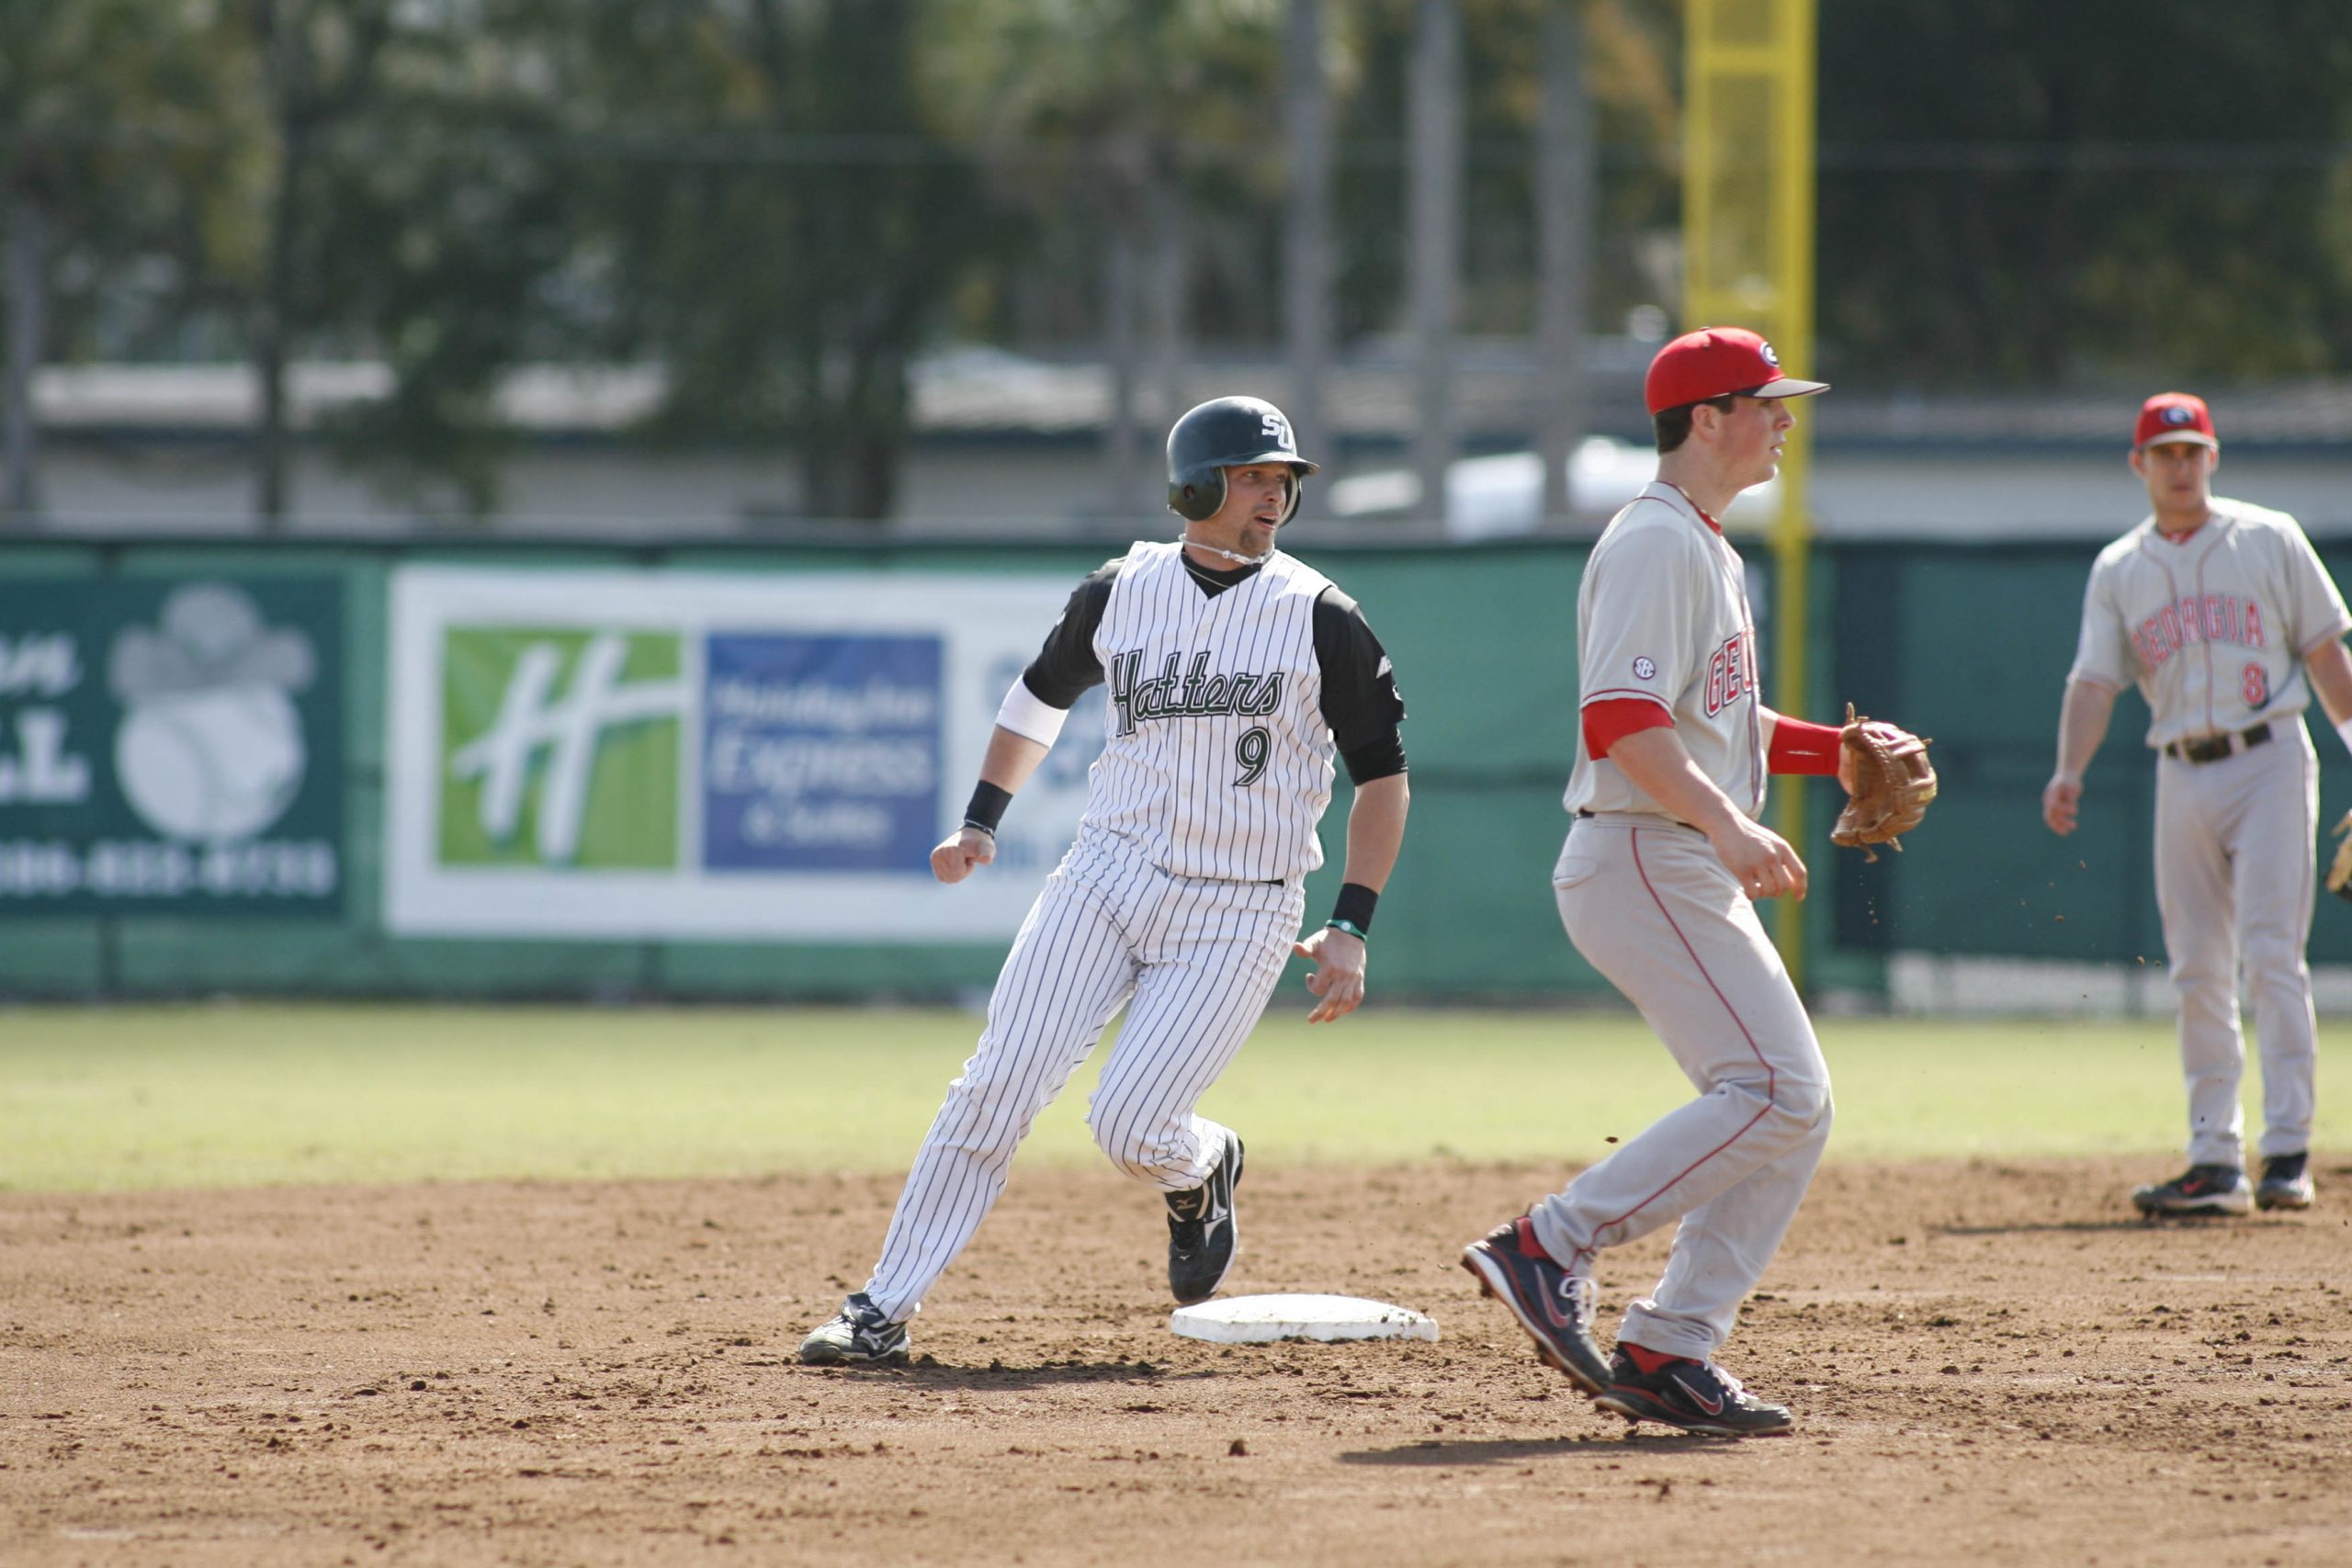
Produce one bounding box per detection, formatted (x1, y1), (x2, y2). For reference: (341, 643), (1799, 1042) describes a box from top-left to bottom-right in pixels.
(2131, 1163), (2252, 1217)
(1460, 1216), (1611, 1396)
(1167, 1135), (1244, 1304)
(2256, 1152), (2315, 1212)
(798, 1292), (910, 1366)
(1595, 1347), (1794, 1438)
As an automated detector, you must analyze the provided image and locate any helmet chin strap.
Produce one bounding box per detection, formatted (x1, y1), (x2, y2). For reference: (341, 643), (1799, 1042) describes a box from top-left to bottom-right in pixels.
(1181, 533), (1274, 567)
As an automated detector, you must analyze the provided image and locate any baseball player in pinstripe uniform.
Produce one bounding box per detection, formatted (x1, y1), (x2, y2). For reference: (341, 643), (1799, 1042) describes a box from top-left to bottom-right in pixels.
(1462, 327), (1864, 1438)
(801, 396), (1410, 1365)
(2045, 391), (2352, 1217)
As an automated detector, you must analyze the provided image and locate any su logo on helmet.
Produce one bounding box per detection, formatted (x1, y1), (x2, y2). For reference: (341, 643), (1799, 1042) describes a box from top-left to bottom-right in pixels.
(1165, 396), (1320, 524)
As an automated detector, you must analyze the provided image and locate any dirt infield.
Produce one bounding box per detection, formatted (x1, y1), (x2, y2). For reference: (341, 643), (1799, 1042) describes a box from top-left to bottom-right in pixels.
(6, 1156), (2352, 1566)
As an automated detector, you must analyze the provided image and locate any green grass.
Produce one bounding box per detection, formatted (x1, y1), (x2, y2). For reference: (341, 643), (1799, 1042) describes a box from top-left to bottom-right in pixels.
(0, 1003), (2337, 1192)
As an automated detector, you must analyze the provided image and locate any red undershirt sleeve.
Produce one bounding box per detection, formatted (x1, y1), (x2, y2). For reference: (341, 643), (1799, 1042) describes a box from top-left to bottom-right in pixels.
(1767, 714), (1843, 775)
(1582, 696), (1675, 758)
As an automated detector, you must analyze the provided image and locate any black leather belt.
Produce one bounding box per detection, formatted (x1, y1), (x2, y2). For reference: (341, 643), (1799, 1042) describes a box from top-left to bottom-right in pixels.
(1577, 807), (1702, 832)
(2165, 721), (2271, 764)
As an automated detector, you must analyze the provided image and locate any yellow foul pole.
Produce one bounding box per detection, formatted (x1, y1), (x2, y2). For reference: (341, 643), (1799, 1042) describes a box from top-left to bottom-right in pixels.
(1682, 0), (1816, 986)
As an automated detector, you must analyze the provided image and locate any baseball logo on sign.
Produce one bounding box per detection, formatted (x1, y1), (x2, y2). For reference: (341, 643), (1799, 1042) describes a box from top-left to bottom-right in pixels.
(1632, 656), (1657, 681)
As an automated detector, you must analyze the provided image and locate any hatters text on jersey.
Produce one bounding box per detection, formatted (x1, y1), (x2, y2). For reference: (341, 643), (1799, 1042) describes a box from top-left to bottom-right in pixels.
(1108, 649), (1286, 738)
(2131, 595), (2267, 671)
(1704, 629), (1758, 717)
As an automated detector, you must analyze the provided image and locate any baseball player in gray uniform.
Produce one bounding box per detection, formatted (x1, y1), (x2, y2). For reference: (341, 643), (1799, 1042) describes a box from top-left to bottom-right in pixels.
(2044, 391), (2352, 1217)
(801, 396), (1410, 1365)
(1463, 326), (1867, 1438)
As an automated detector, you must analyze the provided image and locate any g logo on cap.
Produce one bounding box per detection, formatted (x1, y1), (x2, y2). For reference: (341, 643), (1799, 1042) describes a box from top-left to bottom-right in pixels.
(1642, 325), (1827, 414)
(2132, 391), (2217, 449)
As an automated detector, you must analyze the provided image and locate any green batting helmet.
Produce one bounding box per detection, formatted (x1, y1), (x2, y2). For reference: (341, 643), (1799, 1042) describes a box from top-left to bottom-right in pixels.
(1166, 396), (1320, 524)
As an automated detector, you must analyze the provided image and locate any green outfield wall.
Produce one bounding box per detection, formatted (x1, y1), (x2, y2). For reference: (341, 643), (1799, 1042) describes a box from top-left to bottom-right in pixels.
(1, 535), (2346, 1001)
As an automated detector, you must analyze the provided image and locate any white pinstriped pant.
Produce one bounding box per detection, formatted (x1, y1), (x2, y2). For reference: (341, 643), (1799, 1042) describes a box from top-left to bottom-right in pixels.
(862, 830), (1304, 1324)
(1529, 816), (1834, 1361)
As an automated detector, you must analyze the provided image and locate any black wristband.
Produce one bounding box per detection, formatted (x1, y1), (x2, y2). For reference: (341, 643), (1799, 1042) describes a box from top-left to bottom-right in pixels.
(1328, 881), (1378, 936)
(964, 781), (1012, 835)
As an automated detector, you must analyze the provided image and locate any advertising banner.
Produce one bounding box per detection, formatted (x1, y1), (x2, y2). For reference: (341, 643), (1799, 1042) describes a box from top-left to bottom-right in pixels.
(0, 577), (344, 916)
(384, 566), (1102, 940)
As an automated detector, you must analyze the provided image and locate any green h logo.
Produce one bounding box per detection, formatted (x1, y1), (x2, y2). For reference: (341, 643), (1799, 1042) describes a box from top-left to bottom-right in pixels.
(440, 628), (684, 867)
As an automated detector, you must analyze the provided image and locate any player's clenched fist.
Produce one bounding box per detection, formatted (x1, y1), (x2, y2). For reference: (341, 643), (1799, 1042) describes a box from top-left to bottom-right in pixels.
(1292, 926), (1366, 1023)
(930, 827), (996, 884)
(2041, 774), (2082, 836)
(1707, 815), (1808, 902)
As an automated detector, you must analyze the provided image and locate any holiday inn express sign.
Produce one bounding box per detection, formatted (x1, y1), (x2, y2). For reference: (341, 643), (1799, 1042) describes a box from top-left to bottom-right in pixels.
(383, 566), (1098, 941)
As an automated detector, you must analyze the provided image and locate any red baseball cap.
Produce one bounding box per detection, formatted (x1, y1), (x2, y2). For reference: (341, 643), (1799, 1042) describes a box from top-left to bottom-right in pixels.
(2133, 391), (2217, 450)
(1644, 326), (1829, 415)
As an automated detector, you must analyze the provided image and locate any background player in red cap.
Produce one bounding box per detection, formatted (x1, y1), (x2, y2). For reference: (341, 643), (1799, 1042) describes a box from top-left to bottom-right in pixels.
(2045, 392), (2352, 1216)
(1460, 326), (1880, 1437)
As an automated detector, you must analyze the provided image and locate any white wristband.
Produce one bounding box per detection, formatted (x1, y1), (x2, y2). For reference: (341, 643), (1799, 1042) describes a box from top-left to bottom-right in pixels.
(994, 676), (1070, 747)
(2335, 714), (2352, 759)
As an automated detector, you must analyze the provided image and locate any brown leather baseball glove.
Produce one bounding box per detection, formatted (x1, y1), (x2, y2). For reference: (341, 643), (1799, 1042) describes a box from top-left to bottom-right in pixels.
(2327, 811), (2352, 904)
(1830, 703), (1937, 863)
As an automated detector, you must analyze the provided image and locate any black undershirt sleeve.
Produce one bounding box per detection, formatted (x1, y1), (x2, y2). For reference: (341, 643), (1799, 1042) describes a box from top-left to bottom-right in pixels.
(1313, 587), (1408, 784)
(1019, 558), (1121, 707)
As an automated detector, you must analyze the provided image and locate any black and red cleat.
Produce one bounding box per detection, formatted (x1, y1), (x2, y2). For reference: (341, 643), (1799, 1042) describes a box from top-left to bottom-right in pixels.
(2131, 1163), (2251, 1217)
(2256, 1153), (2314, 1212)
(1595, 1346), (1793, 1438)
(1460, 1216), (1611, 1396)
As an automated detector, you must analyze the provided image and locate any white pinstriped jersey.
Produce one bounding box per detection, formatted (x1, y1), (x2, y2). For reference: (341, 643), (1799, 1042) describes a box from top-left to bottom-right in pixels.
(1083, 540), (1335, 882)
(2069, 497), (2352, 750)
(1562, 482), (1766, 818)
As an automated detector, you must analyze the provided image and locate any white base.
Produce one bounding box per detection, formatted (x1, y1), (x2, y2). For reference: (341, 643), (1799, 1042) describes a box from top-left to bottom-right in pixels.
(1169, 1292), (1439, 1345)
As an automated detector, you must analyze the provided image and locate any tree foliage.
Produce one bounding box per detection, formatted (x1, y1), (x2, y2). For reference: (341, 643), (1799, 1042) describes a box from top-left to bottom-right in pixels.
(290, 2), (575, 515)
(1324, 0), (1679, 342)
(0, 1), (260, 361)
(1816, 0), (2352, 385)
(11, 0), (2352, 523)
(538, 0), (998, 521)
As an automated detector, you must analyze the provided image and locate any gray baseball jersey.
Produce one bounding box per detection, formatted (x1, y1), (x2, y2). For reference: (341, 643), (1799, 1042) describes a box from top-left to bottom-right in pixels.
(2067, 496), (2350, 747)
(1564, 482), (1766, 819)
(2065, 496), (2345, 1170)
(1526, 479), (1829, 1362)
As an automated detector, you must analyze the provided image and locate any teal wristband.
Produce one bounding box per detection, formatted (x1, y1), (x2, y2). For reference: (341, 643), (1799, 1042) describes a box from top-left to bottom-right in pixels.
(1325, 918), (1368, 941)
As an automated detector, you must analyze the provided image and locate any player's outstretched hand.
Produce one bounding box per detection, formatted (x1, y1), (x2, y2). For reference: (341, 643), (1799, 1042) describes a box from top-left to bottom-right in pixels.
(1706, 815), (1807, 902)
(2042, 774), (2082, 836)
(930, 827), (996, 884)
(1292, 926), (1367, 1023)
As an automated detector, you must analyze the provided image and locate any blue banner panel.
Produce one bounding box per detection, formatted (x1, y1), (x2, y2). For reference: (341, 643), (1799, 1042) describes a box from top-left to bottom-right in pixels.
(701, 632), (943, 874)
